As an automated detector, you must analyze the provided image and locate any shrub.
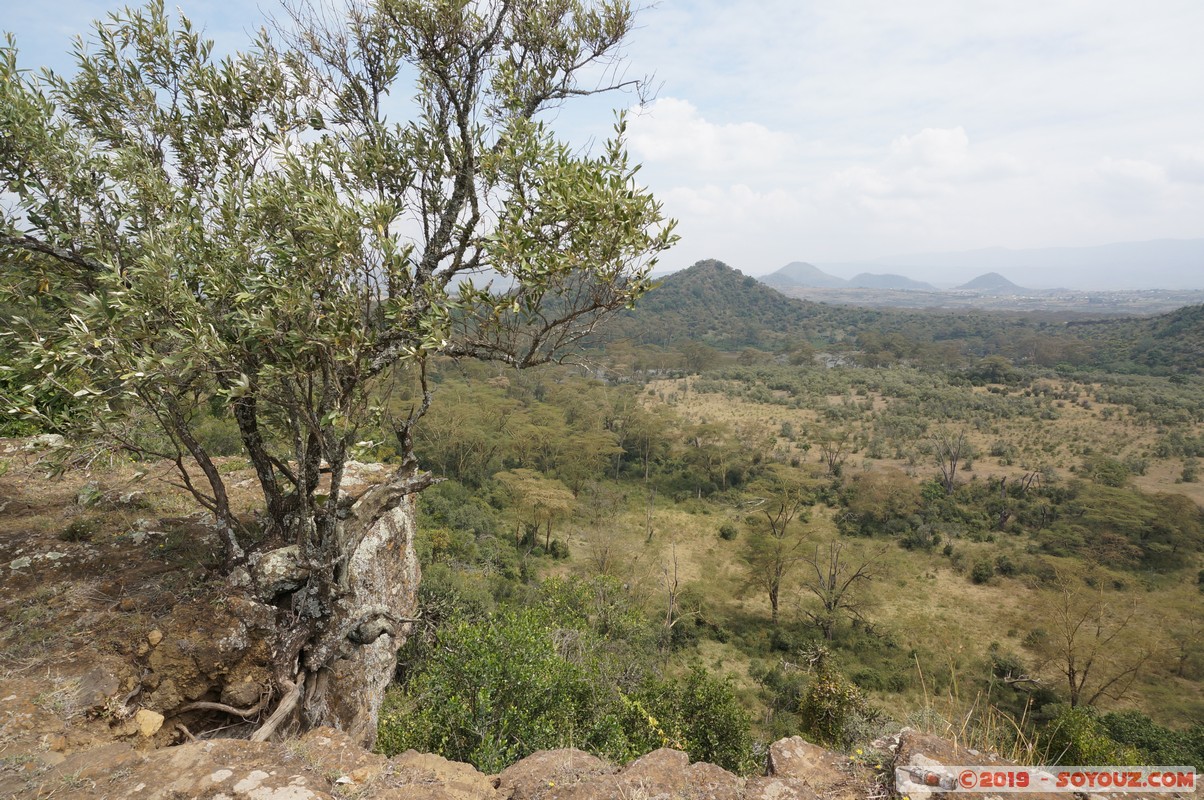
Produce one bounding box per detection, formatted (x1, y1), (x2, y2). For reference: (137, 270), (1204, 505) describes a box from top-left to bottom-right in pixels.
(1040, 705), (1137, 766)
(192, 413), (243, 457)
(380, 603), (755, 773)
(629, 667), (755, 773)
(719, 522), (738, 541)
(799, 660), (872, 749)
(378, 609), (619, 772)
(60, 517), (100, 542)
(1101, 710), (1204, 770)
(970, 559), (995, 584)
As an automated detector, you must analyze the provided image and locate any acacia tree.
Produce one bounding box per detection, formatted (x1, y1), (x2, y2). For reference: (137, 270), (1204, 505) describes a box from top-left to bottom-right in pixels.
(1037, 574), (1152, 707)
(0, 0), (673, 745)
(798, 541), (882, 640)
(743, 474), (813, 625)
(932, 427), (972, 495)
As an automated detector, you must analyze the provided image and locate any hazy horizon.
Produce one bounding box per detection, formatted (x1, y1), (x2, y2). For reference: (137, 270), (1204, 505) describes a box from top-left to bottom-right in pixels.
(653, 237), (1204, 291)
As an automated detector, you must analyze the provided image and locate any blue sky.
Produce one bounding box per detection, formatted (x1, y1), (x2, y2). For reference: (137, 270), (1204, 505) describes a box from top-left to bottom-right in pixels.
(6, 1), (1204, 280)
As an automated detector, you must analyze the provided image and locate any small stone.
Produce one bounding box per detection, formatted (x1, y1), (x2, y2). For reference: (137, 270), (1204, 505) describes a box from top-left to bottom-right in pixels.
(9, 556), (32, 570)
(147, 630), (163, 647)
(75, 667), (120, 710)
(136, 642), (150, 657)
(48, 734), (68, 752)
(226, 566), (251, 589)
(220, 679), (262, 709)
(134, 709), (164, 737)
(26, 433), (66, 450)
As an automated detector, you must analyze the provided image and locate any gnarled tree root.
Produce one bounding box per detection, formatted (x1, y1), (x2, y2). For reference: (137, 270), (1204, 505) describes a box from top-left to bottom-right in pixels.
(250, 671), (306, 743)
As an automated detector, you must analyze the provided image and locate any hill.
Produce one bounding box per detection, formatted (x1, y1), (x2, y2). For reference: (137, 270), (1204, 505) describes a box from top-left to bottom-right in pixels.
(1067, 302), (1204, 374)
(957, 272), (1028, 294)
(608, 257), (1204, 374)
(607, 259), (881, 350)
(761, 261), (847, 289)
(848, 272), (935, 290)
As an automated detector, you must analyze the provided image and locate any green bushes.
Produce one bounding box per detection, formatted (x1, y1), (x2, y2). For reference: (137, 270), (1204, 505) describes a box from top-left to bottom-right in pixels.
(1039, 706), (1138, 765)
(970, 559), (995, 584)
(380, 584), (755, 773)
(628, 667), (755, 773)
(1101, 711), (1204, 770)
(379, 608), (609, 772)
(798, 657), (876, 749)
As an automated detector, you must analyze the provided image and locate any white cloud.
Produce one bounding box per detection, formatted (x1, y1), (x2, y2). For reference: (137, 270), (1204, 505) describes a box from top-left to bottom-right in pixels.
(626, 98), (795, 173)
(823, 127), (1024, 208)
(7, 0), (1204, 276)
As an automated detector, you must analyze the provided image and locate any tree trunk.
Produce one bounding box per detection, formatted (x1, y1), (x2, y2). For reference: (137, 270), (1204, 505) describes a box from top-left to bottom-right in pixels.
(308, 495), (420, 745)
(255, 471), (425, 747)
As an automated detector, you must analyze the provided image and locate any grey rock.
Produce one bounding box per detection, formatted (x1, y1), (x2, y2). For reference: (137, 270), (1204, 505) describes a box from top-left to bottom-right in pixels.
(249, 545), (309, 597)
(75, 666), (121, 710)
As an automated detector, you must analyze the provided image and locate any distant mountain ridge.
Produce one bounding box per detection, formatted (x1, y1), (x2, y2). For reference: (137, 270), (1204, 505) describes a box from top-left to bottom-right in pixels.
(831, 238), (1204, 290)
(762, 262), (847, 289)
(610, 257), (1203, 374)
(848, 273), (935, 291)
(957, 272), (1028, 293)
(609, 259), (883, 350)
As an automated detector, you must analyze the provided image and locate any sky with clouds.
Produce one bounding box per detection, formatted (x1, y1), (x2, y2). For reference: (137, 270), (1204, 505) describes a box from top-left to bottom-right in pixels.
(6, 1), (1204, 280)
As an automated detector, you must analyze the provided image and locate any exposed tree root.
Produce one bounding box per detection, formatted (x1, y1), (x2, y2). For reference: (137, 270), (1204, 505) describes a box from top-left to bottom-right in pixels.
(175, 691), (270, 720)
(250, 671), (306, 743)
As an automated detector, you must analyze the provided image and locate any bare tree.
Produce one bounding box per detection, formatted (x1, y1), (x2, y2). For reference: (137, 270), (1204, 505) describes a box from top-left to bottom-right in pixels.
(658, 537), (698, 656)
(1038, 573), (1152, 707)
(933, 428), (972, 495)
(799, 541), (883, 640)
(816, 428), (852, 477)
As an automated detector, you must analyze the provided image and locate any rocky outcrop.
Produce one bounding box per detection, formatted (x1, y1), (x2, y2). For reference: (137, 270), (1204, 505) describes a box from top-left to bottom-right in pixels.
(0, 726), (882, 800)
(11, 723), (1195, 800)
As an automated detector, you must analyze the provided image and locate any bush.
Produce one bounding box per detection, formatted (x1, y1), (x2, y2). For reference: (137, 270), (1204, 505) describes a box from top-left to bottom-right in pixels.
(379, 609), (622, 772)
(380, 602), (755, 773)
(1101, 710), (1204, 770)
(1040, 705), (1138, 766)
(799, 660), (873, 749)
(59, 516), (100, 542)
(970, 559), (995, 584)
(192, 412), (243, 456)
(719, 522), (738, 541)
(628, 668), (755, 773)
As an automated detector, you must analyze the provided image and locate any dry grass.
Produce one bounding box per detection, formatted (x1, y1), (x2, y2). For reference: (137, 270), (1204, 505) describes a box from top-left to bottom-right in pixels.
(621, 377), (1204, 728)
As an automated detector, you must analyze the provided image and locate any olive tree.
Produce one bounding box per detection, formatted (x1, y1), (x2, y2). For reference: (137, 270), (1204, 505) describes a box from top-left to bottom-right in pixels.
(0, 0), (674, 744)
